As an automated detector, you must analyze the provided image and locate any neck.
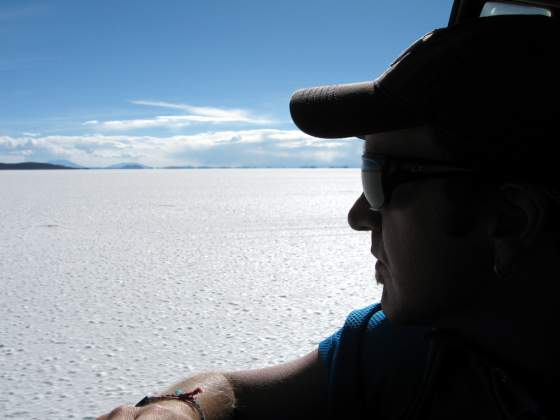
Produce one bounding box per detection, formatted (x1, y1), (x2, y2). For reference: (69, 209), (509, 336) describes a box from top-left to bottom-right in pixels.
(435, 250), (560, 380)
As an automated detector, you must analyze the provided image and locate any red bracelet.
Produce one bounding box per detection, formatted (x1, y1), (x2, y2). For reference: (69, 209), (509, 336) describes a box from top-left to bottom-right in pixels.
(135, 387), (205, 419)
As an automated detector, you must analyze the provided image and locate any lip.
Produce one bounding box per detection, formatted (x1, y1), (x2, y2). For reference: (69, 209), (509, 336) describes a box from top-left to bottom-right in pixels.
(372, 248), (387, 267)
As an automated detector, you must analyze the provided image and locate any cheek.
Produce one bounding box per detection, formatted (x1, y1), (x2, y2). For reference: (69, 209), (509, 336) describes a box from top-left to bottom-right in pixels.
(440, 177), (482, 236)
(383, 182), (447, 279)
(383, 204), (444, 301)
(381, 181), (491, 319)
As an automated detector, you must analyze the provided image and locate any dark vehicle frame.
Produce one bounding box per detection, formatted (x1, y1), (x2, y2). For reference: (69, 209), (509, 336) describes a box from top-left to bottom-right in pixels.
(449, 0), (559, 24)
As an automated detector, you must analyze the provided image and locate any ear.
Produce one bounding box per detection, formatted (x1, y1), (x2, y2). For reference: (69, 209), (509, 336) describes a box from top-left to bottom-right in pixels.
(491, 183), (550, 271)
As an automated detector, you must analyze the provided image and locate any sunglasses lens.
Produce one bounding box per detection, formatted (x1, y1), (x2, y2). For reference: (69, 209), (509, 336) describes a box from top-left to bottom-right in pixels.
(361, 155), (385, 210)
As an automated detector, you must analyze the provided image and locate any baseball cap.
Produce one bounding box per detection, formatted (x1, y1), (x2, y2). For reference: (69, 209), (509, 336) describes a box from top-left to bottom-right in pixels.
(290, 15), (560, 143)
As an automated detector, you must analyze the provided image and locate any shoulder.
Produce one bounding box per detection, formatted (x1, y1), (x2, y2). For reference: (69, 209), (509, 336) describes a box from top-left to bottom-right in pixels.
(320, 303), (427, 368)
(319, 303), (432, 419)
(318, 303), (385, 364)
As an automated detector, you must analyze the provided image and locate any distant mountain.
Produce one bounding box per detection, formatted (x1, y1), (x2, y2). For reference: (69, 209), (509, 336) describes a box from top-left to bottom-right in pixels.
(0, 162), (76, 170)
(48, 159), (85, 169)
(105, 162), (151, 169)
(0, 161), (358, 171)
(162, 165), (222, 169)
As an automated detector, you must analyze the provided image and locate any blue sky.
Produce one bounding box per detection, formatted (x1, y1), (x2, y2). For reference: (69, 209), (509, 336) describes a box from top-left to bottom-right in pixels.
(0, 0), (452, 167)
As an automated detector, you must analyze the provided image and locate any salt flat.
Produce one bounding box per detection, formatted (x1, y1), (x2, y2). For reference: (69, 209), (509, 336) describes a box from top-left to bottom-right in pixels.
(0, 169), (381, 419)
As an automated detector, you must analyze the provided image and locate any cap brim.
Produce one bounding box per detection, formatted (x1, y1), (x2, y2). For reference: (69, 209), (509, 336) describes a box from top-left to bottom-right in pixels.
(289, 80), (419, 139)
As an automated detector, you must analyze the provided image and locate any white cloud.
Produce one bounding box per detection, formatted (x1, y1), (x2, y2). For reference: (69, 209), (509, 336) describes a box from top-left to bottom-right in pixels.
(86, 101), (274, 131)
(0, 129), (361, 168)
(130, 100), (255, 120)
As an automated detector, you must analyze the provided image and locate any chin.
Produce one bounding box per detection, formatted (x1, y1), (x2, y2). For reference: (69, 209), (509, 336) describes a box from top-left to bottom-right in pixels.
(381, 289), (436, 326)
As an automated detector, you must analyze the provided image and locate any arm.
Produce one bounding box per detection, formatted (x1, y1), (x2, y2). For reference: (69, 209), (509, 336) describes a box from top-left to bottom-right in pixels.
(226, 348), (329, 419)
(97, 348), (329, 420)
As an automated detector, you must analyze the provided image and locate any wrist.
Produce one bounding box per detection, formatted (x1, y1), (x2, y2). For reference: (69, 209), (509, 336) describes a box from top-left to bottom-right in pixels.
(156, 399), (201, 419)
(135, 388), (205, 419)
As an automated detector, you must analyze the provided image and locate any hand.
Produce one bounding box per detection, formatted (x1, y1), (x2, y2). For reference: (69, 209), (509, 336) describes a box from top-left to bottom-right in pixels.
(96, 399), (200, 420)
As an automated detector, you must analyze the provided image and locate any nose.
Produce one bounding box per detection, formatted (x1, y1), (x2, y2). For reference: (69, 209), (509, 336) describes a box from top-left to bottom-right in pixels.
(348, 193), (382, 231)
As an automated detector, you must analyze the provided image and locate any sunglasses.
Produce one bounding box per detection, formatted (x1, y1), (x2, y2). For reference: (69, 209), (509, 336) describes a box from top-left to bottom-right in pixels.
(361, 154), (476, 210)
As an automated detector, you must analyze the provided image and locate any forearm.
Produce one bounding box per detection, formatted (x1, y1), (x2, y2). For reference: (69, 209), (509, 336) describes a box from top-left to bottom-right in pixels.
(162, 372), (237, 420)
(161, 350), (327, 420)
(97, 350), (326, 420)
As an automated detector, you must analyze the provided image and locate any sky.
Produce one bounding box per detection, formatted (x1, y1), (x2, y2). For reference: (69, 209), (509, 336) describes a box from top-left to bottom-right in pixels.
(0, 0), (453, 168)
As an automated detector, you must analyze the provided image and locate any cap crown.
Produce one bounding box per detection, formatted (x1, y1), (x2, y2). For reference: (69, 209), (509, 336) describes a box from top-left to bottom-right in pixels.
(379, 15), (560, 140)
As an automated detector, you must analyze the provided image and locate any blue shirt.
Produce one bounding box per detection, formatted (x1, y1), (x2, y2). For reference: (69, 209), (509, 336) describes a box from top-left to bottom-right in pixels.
(318, 303), (551, 419)
(319, 304), (431, 419)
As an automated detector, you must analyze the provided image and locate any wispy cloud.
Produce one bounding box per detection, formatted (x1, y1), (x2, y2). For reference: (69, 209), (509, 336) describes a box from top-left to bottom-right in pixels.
(0, 129), (361, 167)
(84, 101), (274, 131)
(5, 100), (360, 167)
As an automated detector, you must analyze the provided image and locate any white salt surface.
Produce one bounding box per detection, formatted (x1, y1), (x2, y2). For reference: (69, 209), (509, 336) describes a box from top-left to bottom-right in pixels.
(0, 169), (381, 419)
